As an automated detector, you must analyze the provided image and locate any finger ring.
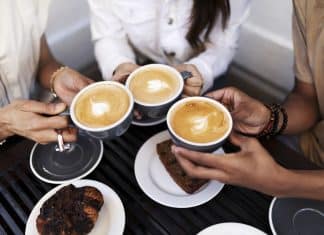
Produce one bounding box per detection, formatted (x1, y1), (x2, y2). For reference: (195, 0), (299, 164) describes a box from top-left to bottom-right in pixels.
(56, 130), (65, 152)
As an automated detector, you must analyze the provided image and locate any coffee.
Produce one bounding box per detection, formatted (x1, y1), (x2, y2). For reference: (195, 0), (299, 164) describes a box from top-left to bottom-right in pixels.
(170, 100), (229, 143)
(74, 84), (130, 128)
(129, 68), (180, 104)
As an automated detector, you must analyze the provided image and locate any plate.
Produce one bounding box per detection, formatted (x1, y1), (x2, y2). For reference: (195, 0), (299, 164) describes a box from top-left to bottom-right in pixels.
(134, 130), (224, 208)
(197, 223), (267, 235)
(269, 197), (324, 235)
(25, 179), (125, 235)
(30, 133), (103, 184)
(132, 115), (166, 126)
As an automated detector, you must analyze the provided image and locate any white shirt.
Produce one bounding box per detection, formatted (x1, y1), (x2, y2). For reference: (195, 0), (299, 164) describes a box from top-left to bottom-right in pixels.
(0, 0), (50, 106)
(89, 0), (250, 93)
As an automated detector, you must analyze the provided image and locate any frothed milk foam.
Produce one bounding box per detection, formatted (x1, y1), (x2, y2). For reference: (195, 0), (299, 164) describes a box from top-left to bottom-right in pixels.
(129, 69), (180, 104)
(170, 100), (229, 143)
(74, 84), (130, 128)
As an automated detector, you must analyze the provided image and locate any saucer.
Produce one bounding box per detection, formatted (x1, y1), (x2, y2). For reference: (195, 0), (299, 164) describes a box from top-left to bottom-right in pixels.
(25, 179), (125, 235)
(30, 133), (103, 184)
(197, 223), (267, 235)
(132, 115), (166, 126)
(134, 130), (224, 208)
(269, 197), (324, 235)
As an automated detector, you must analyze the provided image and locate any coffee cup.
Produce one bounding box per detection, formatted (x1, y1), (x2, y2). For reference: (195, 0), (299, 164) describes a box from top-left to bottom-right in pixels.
(126, 64), (184, 119)
(167, 97), (233, 152)
(70, 81), (134, 139)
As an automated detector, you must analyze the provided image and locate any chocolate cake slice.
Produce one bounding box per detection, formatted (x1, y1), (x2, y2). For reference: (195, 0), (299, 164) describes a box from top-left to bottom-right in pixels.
(157, 139), (208, 194)
(36, 184), (104, 235)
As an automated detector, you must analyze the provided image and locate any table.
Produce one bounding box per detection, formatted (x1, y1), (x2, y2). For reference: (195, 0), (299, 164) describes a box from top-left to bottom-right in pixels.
(0, 121), (320, 235)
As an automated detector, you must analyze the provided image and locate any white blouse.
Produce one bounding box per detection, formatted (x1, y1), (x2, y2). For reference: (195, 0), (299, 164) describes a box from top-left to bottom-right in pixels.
(0, 0), (50, 106)
(89, 0), (250, 93)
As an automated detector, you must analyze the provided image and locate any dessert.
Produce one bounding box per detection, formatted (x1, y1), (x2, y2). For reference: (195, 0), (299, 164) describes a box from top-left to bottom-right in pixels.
(156, 139), (208, 194)
(36, 184), (104, 235)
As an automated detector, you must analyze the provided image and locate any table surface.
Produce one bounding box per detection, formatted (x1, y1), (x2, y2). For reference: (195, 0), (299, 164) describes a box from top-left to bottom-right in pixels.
(0, 121), (320, 235)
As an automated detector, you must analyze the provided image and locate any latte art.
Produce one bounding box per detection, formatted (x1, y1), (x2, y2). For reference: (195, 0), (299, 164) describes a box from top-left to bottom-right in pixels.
(129, 69), (180, 104)
(74, 84), (130, 128)
(171, 101), (229, 143)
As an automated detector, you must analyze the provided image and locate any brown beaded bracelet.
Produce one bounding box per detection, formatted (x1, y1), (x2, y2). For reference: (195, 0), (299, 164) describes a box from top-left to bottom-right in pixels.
(277, 106), (288, 135)
(239, 104), (288, 139)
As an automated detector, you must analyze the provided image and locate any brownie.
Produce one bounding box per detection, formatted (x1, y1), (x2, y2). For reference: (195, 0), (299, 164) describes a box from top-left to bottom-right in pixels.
(36, 184), (104, 235)
(156, 139), (208, 194)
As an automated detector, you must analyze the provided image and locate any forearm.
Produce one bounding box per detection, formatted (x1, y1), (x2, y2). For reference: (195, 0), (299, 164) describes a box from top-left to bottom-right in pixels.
(282, 81), (320, 134)
(278, 169), (324, 200)
(36, 36), (62, 90)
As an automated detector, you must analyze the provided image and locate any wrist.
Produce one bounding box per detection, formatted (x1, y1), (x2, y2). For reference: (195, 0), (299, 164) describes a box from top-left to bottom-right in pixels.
(50, 66), (68, 98)
(271, 168), (297, 197)
(0, 108), (14, 139)
(256, 104), (288, 139)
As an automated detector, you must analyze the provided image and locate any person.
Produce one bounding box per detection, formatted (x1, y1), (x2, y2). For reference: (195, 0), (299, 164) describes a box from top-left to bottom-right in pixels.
(0, 0), (93, 145)
(172, 0), (324, 200)
(88, 0), (250, 95)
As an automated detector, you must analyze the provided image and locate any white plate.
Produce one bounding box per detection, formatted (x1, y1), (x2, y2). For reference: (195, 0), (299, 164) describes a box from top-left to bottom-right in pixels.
(132, 116), (166, 126)
(134, 130), (224, 208)
(25, 179), (125, 235)
(197, 222), (267, 235)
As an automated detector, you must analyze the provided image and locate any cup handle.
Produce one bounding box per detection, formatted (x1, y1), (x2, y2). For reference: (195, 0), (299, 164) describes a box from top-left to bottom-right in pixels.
(180, 71), (193, 80)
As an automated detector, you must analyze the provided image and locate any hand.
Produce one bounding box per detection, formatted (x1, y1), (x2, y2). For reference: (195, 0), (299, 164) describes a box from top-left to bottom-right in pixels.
(172, 134), (291, 196)
(53, 67), (94, 105)
(112, 62), (140, 83)
(206, 87), (270, 135)
(0, 100), (77, 144)
(173, 64), (203, 96)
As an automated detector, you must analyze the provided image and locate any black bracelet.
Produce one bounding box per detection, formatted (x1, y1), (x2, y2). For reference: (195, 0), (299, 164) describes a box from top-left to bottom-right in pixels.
(277, 106), (288, 135)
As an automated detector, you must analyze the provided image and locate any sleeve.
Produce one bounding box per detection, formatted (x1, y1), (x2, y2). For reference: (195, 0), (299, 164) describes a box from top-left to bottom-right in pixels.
(292, 9), (313, 84)
(36, 0), (51, 35)
(186, 0), (251, 93)
(88, 0), (136, 80)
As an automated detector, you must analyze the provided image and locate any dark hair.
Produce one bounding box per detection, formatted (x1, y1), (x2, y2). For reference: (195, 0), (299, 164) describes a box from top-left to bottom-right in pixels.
(186, 0), (231, 52)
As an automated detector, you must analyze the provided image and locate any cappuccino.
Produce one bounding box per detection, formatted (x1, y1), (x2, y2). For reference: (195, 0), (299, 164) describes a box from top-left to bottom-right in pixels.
(74, 84), (130, 128)
(170, 100), (229, 143)
(129, 68), (180, 104)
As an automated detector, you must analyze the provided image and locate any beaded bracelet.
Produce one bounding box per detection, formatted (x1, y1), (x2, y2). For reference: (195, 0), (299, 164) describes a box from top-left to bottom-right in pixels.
(50, 66), (68, 98)
(239, 104), (288, 139)
(277, 106), (288, 135)
(258, 104), (288, 139)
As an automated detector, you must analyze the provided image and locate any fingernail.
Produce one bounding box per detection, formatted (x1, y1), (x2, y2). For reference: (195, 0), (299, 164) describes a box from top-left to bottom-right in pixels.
(171, 145), (177, 153)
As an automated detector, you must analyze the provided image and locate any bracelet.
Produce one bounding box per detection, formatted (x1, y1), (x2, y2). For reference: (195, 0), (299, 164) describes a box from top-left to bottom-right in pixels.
(258, 104), (288, 139)
(257, 104), (279, 139)
(277, 106), (288, 135)
(50, 66), (68, 98)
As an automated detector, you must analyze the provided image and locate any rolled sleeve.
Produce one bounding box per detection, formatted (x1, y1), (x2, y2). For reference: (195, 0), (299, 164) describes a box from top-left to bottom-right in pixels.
(88, 0), (135, 80)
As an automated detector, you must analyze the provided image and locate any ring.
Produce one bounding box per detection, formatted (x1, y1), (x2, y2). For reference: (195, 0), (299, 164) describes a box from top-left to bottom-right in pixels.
(56, 130), (65, 152)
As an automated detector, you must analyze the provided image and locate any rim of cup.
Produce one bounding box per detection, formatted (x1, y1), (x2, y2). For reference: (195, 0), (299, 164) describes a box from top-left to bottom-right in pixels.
(70, 81), (134, 132)
(166, 96), (233, 147)
(125, 64), (184, 107)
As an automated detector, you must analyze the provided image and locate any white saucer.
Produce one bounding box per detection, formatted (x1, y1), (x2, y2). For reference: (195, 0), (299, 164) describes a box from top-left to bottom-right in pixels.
(197, 222), (267, 235)
(132, 115), (166, 126)
(134, 130), (224, 208)
(25, 179), (125, 235)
